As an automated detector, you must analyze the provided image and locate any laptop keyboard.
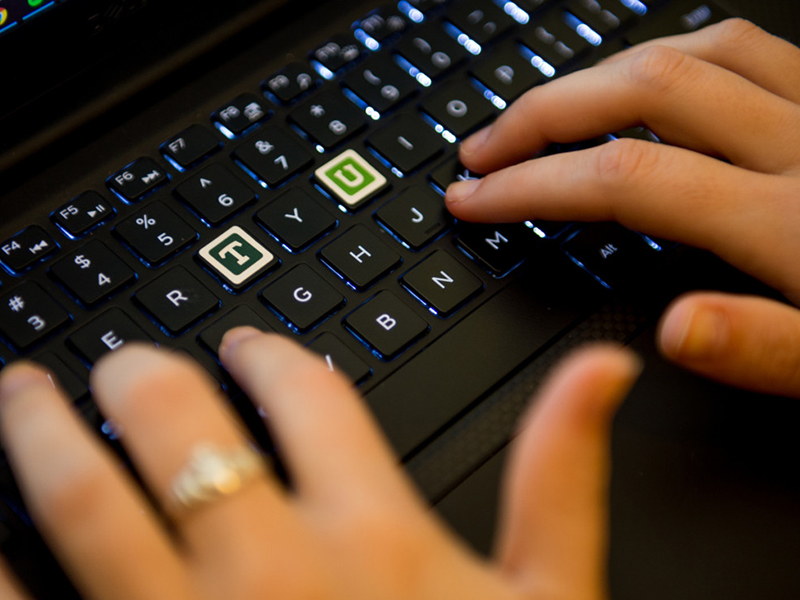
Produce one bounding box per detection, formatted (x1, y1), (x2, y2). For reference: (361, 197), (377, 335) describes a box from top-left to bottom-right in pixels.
(0, 0), (731, 592)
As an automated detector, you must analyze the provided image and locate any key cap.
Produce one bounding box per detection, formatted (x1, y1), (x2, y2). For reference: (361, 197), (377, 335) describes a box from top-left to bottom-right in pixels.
(319, 224), (401, 290)
(49, 241), (136, 306)
(0, 282), (71, 351)
(315, 149), (389, 210)
(68, 308), (154, 365)
(197, 225), (279, 290)
(263, 62), (318, 104)
(232, 125), (314, 187)
(428, 155), (482, 191)
(107, 157), (169, 202)
(367, 114), (444, 173)
(456, 223), (532, 275)
(261, 264), (345, 333)
(401, 250), (483, 316)
(395, 21), (469, 79)
(174, 163), (256, 226)
(561, 222), (659, 289)
(33, 352), (89, 402)
(52, 192), (115, 238)
(344, 290), (428, 360)
(374, 185), (451, 249)
(311, 34), (364, 72)
(289, 90), (369, 150)
(357, 8), (409, 42)
(0, 226), (57, 273)
(114, 202), (197, 265)
(446, 0), (516, 44)
(343, 53), (418, 113)
(161, 125), (222, 169)
(212, 93), (269, 136)
(625, 0), (727, 45)
(307, 332), (371, 384)
(198, 305), (274, 357)
(134, 266), (220, 335)
(566, 0), (639, 35)
(519, 10), (591, 67)
(471, 41), (544, 101)
(420, 79), (496, 137)
(254, 188), (337, 251)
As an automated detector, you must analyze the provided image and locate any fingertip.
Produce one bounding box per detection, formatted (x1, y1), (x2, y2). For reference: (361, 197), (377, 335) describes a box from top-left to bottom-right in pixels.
(218, 325), (266, 360)
(0, 362), (55, 403)
(444, 178), (482, 204)
(658, 296), (730, 361)
(459, 124), (492, 159)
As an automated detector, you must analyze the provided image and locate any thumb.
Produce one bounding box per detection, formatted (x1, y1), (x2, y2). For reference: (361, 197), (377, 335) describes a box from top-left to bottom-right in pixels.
(658, 292), (800, 397)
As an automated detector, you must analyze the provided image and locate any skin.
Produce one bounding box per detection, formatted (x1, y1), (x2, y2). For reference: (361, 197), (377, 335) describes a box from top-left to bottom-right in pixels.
(0, 17), (798, 600)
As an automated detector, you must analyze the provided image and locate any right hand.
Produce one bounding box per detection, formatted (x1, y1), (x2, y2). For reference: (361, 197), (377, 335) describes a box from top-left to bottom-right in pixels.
(445, 19), (800, 398)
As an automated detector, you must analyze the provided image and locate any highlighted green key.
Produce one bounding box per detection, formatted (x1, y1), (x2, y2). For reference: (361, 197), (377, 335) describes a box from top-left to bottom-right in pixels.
(315, 149), (388, 208)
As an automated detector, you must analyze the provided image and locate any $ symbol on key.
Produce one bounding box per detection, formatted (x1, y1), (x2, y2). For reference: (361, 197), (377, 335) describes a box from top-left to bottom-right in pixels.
(74, 255), (91, 270)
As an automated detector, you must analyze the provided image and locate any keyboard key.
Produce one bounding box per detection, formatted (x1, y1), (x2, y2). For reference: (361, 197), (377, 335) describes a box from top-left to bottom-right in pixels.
(401, 250), (483, 316)
(471, 41), (544, 101)
(114, 202), (197, 265)
(107, 157), (169, 202)
(261, 264), (345, 332)
(319, 224), (401, 290)
(52, 192), (115, 238)
(0, 226), (57, 273)
(306, 332), (371, 384)
(289, 90), (369, 150)
(34, 352), (88, 402)
(395, 21), (469, 79)
(232, 125), (314, 187)
(254, 188), (337, 251)
(49, 241), (136, 306)
(428, 155), (482, 191)
(174, 163), (256, 226)
(68, 308), (154, 365)
(134, 266), (219, 335)
(263, 62), (318, 104)
(561, 222), (659, 288)
(420, 79), (496, 137)
(367, 114), (444, 174)
(625, 0), (728, 45)
(343, 53), (418, 113)
(315, 149), (388, 210)
(161, 125), (222, 169)
(0, 282), (71, 351)
(212, 93), (269, 136)
(198, 305), (274, 357)
(197, 225), (279, 290)
(311, 34), (363, 72)
(566, 0), (638, 35)
(344, 290), (428, 360)
(456, 223), (532, 275)
(375, 185), (451, 249)
(357, 8), (409, 42)
(519, 11), (591, 68)
(446, 0), (516, 44)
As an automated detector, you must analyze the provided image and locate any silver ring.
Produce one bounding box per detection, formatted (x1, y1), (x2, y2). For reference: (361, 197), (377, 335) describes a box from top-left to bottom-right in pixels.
(169, 442), (267, 514)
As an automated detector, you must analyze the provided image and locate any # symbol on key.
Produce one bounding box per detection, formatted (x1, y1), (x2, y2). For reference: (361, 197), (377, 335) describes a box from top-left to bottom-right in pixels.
(8, 296), (24, 313)
(136, 215), (156, 229)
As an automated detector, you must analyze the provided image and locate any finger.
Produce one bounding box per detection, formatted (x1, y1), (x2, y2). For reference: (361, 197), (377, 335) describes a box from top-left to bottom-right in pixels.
(447, 139), (800, 302)
(90, 346), (297, 571)
(0, 363), (192, 600)
(602, 19), (800, 104)
(496, 345), (641, 598)
(658, 292), (800, 397)
(0, 557), (33, 600)
(459, 45), (800, 175)
(220, 328), (417, 508)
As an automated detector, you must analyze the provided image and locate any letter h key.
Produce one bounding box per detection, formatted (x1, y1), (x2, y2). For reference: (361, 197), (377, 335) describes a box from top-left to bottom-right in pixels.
(319, 225), (401, 290)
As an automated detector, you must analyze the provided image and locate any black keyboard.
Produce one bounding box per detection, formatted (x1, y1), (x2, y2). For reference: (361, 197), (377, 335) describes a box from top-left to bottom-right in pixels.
(0, 0), (733, 596)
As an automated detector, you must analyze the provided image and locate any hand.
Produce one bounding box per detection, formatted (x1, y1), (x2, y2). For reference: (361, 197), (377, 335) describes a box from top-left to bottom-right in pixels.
(0, 331), (640, 600)
(446, 19), (800, 397)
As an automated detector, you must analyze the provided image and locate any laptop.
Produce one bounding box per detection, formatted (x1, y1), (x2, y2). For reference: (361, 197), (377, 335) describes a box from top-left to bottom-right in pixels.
(1, 0), (799, 597)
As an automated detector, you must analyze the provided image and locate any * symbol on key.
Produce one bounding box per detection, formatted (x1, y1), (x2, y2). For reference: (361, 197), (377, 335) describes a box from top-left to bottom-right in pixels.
(136, 215), (156, 229)
(8, 296), (24, 313)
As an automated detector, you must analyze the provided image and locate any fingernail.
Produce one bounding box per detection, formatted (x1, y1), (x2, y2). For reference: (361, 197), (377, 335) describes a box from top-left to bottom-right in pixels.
(660, 304), (729, 360)
(219, 326), (264, 358)
(460, 126), (492, 156)
(0, 363), (53, 402)
(446, 178), (482, 203)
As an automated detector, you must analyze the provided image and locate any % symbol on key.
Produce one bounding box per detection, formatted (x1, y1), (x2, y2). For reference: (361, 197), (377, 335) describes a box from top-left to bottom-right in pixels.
(136, 215), (156, 229)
